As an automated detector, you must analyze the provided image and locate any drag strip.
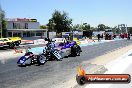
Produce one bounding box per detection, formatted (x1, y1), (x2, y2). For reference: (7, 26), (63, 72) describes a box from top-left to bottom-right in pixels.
(0, 40), (132, 88)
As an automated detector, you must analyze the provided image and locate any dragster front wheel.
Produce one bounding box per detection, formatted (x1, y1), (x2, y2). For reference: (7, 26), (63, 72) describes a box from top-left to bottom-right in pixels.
(37, 55), (47, 65)
(76, 75), (86, 85)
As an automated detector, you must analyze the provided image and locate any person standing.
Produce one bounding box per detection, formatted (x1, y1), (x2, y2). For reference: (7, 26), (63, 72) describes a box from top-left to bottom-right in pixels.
(127, 33), (130, 40)
(97, 34), (101, 41)
(101, 34), (103, 39)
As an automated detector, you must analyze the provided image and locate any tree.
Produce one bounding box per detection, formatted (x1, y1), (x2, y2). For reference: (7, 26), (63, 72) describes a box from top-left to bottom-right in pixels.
(0, 9), (7, 38)
(97, 24), (106, 31)
(2, 20), (7, 37)
(47, 19), (55, 32)
(47, 10), (72, 33)
(105, 26), (111, 29)
(82, 23), (90, 31)
(90, 27), (97, 31)
(72, 24), (83, 31)
(40, 25), (47, 29)
(114, 26), (121, 34)
(72, 23), (91, 31)
(128, 27), (132, 34)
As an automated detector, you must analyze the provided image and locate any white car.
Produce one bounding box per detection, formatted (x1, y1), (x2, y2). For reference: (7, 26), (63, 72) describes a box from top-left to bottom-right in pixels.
(0, 40), (8, 48)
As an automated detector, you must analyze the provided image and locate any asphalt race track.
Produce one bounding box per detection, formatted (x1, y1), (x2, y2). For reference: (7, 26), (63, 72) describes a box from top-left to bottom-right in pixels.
(0, 40), (132, 88)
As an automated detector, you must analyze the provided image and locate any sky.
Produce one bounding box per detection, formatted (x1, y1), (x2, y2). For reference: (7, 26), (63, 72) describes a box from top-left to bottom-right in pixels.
(1, 0), (132, 27)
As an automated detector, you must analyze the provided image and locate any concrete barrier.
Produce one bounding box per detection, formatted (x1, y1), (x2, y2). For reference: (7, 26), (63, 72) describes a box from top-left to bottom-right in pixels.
(21, 40), (34, 44)
(80, 39), (95, 45)
(33, 39), (48, 45)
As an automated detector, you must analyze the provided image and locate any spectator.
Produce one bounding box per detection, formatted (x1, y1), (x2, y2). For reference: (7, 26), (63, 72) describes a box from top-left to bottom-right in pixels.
(113, 34), (116, 39)
(109, 34), (112, 40)
(105, 33), (108, 40)
(127, 33), (130, 40)
(101, 34), (103, 39)
(122, 34), (124, 39)
(97, 34), (101, 41)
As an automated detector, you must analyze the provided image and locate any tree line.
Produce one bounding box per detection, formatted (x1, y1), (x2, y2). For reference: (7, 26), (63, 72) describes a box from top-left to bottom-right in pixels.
(0, 9), (130, 38)
(0, 10), (7, 37)
(40, 10), (123, 34)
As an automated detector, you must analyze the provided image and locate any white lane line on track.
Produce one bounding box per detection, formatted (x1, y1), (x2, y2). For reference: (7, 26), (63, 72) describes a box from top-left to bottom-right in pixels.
(85, 49), (132, 88)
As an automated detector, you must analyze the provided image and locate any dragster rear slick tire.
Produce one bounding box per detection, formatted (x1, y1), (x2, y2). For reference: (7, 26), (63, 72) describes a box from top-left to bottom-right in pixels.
(71, 45), (81, 57)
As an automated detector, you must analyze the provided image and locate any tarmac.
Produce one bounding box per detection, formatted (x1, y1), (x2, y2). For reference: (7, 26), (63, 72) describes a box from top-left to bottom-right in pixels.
(0, 39), (132, 88)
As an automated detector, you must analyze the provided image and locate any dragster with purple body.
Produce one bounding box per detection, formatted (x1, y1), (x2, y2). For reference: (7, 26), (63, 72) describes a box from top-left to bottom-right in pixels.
(53, 38), (82, 57)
